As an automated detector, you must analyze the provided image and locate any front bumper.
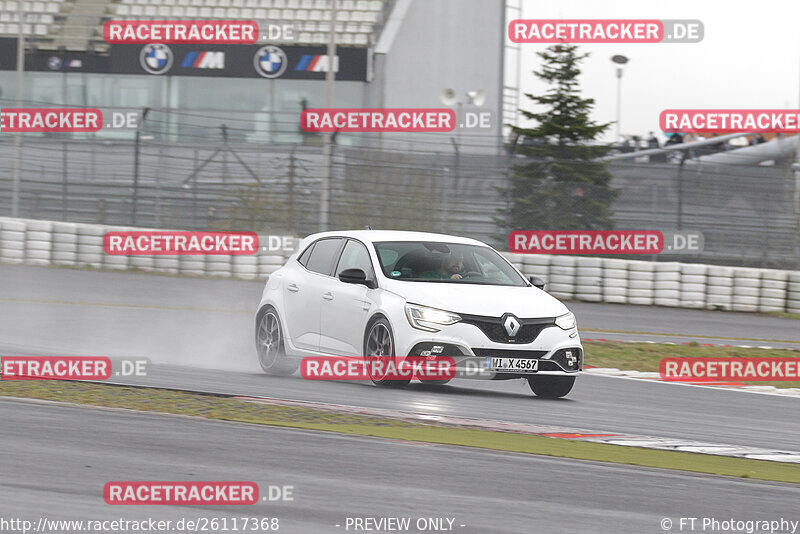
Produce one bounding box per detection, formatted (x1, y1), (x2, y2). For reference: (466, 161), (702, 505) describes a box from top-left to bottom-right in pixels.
(394, 318), (583, 380)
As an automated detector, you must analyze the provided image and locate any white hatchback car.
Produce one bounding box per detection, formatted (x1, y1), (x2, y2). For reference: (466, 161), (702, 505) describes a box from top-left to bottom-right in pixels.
(255, 230), (583, 397)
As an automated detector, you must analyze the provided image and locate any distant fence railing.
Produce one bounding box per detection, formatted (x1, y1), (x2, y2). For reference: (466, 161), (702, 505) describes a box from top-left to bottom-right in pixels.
(1, 127), (799, 268)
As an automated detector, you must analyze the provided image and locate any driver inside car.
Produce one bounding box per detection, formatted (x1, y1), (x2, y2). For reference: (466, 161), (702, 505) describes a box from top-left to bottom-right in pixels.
(421, 252), (465, 280)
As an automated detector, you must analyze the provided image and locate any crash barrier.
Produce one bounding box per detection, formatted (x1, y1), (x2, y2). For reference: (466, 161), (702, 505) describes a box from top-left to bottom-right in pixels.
(1, 216), (799, 313)
(501, 253), (800, 314)
(0, 217), (288, 280)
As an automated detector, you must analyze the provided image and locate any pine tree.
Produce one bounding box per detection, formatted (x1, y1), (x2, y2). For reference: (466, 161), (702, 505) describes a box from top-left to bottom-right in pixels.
(501, 44), (618, 233)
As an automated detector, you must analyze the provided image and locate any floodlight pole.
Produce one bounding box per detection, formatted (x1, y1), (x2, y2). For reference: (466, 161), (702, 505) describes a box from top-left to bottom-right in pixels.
(131, 108), (150, 226)
(615, 67), (622, 140)
(611, 55), (629, 142)
(319, 0), (337, 232)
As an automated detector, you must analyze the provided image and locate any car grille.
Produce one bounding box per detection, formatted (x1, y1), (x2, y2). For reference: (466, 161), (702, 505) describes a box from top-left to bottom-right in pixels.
(471, 348), (548, 359)
(460, 314), (555, 344)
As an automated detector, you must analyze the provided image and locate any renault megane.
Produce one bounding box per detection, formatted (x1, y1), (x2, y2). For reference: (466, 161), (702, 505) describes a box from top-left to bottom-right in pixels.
(254, 230), (583, 397)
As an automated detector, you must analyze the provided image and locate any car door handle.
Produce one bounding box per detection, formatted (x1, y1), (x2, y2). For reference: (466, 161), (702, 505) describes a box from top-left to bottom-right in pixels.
(287, 283), (299, 293)
(322, 292), (334, 301)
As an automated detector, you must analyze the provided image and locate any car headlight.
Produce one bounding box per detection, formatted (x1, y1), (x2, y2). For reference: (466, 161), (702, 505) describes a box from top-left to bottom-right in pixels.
(405, 303), (461, 332)
(555, 312), (576, 330)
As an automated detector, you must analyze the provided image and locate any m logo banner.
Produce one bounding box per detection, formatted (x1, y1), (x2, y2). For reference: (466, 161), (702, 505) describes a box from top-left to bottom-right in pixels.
(0, 38), (369, 81)
(295, 54), (339, 72)
(181, 51), (225, 69)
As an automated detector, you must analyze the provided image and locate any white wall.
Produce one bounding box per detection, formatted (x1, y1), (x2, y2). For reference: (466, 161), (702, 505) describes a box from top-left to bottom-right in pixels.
(367, 0), (505, 153)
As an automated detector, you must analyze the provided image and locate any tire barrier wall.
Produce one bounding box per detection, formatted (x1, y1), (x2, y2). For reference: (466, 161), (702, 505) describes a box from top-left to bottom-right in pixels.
(0, 216), (292, 280)
(2, 216), (799, 313)
(504, 251), (800, 314)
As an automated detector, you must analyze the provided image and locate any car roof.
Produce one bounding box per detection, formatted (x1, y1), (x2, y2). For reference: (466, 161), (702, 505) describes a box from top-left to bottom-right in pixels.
(298, 230), (488, 248)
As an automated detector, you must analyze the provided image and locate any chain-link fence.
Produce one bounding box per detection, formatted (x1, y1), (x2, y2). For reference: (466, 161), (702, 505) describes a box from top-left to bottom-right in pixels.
(1, 111), (798, 269)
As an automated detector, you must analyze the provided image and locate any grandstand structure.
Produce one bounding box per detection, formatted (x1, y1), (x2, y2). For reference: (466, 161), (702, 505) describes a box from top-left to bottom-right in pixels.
(0, 0), (58, 39)
(1, 0), (388, 50)
(0, 0), (508, 157)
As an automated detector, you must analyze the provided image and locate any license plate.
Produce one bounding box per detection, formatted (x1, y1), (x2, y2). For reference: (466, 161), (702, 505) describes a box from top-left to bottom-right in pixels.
(486, 357), (539, 373)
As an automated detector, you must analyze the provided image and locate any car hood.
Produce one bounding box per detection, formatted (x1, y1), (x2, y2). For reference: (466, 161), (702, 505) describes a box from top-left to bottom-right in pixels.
(381, 280), (570, 318)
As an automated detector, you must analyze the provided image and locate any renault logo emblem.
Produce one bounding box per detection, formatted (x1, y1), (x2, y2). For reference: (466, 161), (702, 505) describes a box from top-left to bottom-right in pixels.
(503, 315), (520, 337)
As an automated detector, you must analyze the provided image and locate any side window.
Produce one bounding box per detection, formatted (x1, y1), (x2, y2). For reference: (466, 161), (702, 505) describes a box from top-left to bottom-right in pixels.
(305, 238), (344, 275)
(336, 240), (374, 278)
(297, 243), (315, 267)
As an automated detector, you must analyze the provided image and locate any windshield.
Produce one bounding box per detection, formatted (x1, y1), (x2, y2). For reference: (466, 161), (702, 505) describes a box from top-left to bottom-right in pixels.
(374, 241), (527, 286)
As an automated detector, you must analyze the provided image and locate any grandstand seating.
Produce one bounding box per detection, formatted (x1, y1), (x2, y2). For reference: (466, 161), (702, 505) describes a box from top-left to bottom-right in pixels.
(0, 0), (64, 38)
(0, 0), (386, 48)
(106, 0), (384, 46)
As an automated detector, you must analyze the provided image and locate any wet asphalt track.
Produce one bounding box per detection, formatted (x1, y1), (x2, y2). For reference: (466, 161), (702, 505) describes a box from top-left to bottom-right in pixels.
(3, 398), (799, 534)
(1, 263), (799, 451)
(1, 263), (799, 533)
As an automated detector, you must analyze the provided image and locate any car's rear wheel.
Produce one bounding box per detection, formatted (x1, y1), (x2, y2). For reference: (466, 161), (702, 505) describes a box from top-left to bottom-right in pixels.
(364, 317), (410, 387)
(527, 375), (575, 398)
(255, 308), (299, 376)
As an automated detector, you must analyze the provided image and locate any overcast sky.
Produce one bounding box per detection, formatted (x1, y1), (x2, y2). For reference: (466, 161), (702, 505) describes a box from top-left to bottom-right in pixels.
(513, 0), (800, 142)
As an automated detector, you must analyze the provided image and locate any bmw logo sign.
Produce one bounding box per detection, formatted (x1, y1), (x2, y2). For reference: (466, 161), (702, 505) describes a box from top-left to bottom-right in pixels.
(140, 44), (173, 75)
(253, 45), (288, 78)
(47, 56), (62, 70)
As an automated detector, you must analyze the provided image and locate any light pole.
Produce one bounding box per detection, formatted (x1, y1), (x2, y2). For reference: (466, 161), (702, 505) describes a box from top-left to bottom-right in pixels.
(439, 88), (485, 230)
(11, 0), (25, 217)
(611, 55), (629, 141)
(131, 107), (150, 226)
(319, 0), (337, 232)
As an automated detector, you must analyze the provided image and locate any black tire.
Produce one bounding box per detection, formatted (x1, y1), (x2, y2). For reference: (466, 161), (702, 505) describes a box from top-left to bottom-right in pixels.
(363, 317), (410, 387)
(255, 307), (299, 376)
(527, 375), (575, 398)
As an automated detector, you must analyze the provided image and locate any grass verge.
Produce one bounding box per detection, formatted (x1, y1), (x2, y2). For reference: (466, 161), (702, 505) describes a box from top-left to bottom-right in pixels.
(1, 380), (798, 484)
(763, 311), (800, 320)
(585, 341), (800, 388)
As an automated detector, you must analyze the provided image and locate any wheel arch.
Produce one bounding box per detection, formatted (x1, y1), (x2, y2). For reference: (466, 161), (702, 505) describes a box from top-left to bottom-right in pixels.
(255, 303), (276, 331)
(363, 312), (396, 353)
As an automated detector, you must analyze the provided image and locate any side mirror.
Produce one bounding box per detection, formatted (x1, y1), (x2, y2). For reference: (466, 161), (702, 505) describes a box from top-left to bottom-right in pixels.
(528, 275), (546, 290)
(339, 268), (376, 289)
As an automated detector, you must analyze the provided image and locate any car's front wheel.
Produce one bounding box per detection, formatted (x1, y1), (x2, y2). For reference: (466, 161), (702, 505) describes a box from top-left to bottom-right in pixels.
(255, 307), (299, 376)
(527, 375), (575, 398)
(364, 317), (410, 387)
